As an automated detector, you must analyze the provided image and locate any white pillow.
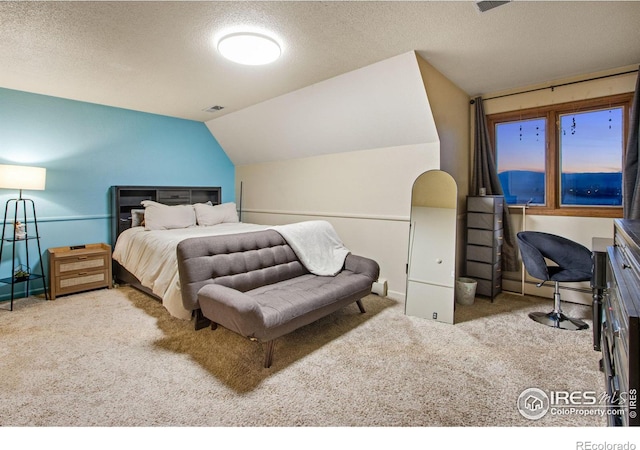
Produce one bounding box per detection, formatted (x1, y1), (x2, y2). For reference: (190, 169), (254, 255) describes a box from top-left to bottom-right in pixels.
(141, 200), (196, 230)
(194, 202), (239, 226)
(130, 209), (145, 227)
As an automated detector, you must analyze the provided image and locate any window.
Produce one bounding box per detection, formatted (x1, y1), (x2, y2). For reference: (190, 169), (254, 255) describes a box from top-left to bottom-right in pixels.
(496, 118), (546, 205)
(488, 93), (632, 217)
(559, 108), (623, 207)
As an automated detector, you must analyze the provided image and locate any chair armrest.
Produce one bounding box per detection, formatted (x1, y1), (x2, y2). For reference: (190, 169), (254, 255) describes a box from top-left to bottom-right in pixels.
(197, 284), (265, 338)
(344, 254), (380, 281)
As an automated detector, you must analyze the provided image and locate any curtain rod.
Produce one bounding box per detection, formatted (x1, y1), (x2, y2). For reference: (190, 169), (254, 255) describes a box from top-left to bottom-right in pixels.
(469, 68), (639, 104)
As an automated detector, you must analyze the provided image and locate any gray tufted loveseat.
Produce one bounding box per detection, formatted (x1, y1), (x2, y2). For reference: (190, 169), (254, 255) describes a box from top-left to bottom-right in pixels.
(176, 229), (380, 368)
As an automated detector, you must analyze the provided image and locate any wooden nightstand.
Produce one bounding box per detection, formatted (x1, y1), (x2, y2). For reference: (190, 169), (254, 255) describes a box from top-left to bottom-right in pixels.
(48, 243), (113, 300)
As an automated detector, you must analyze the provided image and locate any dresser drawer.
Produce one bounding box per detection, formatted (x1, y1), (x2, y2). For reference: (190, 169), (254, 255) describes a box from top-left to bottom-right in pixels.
(466, 260), (502, 281)
(468, 212), (503, 231)
(475, 277), (502, 297)
(467, 244), (502, 264)
(467, 196), (504, 214)
(468, 228), (503, 247)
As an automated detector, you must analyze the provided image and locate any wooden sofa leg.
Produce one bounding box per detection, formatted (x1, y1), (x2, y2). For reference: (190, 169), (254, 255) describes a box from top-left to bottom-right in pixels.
(356, 299), (366, 314)
(263, 340), (275, 369)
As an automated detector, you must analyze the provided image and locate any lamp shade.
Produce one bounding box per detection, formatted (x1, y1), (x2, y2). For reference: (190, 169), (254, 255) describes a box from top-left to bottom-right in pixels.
(0, 164), (46, 191)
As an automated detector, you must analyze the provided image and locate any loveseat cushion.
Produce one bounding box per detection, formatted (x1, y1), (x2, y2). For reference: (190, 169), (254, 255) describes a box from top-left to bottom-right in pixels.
(249, 270), (374, 328)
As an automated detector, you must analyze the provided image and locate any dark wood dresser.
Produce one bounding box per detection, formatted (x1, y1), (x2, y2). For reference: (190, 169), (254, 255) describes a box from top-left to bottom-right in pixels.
(603, 219), (640, 426)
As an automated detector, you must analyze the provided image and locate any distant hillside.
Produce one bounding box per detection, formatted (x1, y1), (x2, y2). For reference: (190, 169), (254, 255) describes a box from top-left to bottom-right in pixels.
(498, 171), (544, 204)
(498, 171), (621, 206)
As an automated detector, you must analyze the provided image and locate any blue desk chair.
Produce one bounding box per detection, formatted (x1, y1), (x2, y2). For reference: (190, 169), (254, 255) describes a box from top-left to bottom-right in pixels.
(516, 231), (591, 331)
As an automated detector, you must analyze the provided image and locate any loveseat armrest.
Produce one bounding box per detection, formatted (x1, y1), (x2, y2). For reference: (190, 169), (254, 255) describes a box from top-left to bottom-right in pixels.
(197, 284), (266, 339)
(344, 254), (380, 281)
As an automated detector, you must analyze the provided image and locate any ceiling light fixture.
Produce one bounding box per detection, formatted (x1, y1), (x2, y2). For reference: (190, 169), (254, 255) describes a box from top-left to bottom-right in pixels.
(217, 32), (281, 66)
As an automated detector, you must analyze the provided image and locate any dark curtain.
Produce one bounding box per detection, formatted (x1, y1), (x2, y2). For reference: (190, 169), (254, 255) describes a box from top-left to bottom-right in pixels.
(624, 67), (640, 219)
(471, 96), (518, 272)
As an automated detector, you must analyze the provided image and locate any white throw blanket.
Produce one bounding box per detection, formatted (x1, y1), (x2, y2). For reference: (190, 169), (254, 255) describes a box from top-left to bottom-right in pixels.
(272, 220), (350, 276)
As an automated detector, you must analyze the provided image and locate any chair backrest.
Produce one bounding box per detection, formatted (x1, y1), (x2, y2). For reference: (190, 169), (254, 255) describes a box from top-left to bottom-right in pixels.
(516, 231), (592, 282)
(517, 232), (551, 281)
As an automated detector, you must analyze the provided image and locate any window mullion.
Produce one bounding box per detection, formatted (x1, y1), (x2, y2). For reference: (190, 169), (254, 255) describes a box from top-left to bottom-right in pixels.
(547, 111), (558, 210)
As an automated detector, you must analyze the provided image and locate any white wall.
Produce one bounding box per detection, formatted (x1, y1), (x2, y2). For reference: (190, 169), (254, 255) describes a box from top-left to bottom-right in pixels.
(478, 65), (637, 304)
(208, 51), (470, 300)
(237, 141), (439, 301)
(415, 55), (471, 278)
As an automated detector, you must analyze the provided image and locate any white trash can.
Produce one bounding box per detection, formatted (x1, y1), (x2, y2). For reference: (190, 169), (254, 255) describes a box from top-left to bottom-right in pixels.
(455, 277), (477, 306)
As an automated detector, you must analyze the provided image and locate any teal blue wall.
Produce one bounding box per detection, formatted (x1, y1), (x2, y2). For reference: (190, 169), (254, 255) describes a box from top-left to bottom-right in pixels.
(0, 87), (235, 301)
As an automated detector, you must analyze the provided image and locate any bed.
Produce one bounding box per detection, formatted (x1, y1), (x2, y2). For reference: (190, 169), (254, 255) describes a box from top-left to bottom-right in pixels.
(111, 185), (268, 320)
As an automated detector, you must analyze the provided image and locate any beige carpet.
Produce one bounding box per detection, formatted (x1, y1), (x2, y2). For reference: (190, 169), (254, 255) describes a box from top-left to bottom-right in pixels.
(0, 286), (605, 427)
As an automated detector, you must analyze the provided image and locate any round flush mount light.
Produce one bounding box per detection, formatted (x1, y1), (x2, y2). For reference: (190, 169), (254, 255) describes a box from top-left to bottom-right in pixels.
(217, 32), (281, 65)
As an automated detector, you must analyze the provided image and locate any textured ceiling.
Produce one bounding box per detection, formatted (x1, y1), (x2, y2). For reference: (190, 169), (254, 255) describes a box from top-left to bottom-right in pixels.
(1, 1), (639, 122)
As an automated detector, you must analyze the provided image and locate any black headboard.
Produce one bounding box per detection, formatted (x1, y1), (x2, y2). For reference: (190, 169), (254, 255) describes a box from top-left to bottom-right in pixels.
(110, 185), (222, 246)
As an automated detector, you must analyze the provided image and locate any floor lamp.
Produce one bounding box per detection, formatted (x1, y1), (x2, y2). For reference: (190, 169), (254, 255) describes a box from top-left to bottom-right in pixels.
(0, 164), (49, 310)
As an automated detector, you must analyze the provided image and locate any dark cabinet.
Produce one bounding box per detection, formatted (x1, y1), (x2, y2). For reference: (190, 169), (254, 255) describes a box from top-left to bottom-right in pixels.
(465, 195), (503, 299)
(602, 219), (640, 426)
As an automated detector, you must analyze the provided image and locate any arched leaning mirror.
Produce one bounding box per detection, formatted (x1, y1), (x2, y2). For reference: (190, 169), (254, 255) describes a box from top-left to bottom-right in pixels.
(405, 170), (458, 324)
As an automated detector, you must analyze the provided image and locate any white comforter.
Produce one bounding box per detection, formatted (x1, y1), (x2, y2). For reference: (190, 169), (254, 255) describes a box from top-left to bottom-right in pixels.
(112, 223), (269, 319)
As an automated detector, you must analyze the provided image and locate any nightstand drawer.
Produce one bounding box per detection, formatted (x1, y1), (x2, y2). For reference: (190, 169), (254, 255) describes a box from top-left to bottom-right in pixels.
(55, 253), (108, 276)
(54, 269), (110, 297)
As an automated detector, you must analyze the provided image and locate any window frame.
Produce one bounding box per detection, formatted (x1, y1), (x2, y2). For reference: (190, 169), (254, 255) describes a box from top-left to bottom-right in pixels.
(487, 93), (633, 218)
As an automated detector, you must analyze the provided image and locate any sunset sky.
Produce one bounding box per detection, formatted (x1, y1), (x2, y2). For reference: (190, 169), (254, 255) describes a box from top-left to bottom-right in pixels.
(496, 107), (623, 174)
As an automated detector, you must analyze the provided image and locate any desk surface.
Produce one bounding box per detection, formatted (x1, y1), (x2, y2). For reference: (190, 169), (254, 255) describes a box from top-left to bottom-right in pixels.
(592, 237), (614, 253)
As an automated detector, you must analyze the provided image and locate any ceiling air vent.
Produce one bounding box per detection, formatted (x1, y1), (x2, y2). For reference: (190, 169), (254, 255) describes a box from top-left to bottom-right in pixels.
(475, 1), (511, 13)
(203, 105), (225, 113)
